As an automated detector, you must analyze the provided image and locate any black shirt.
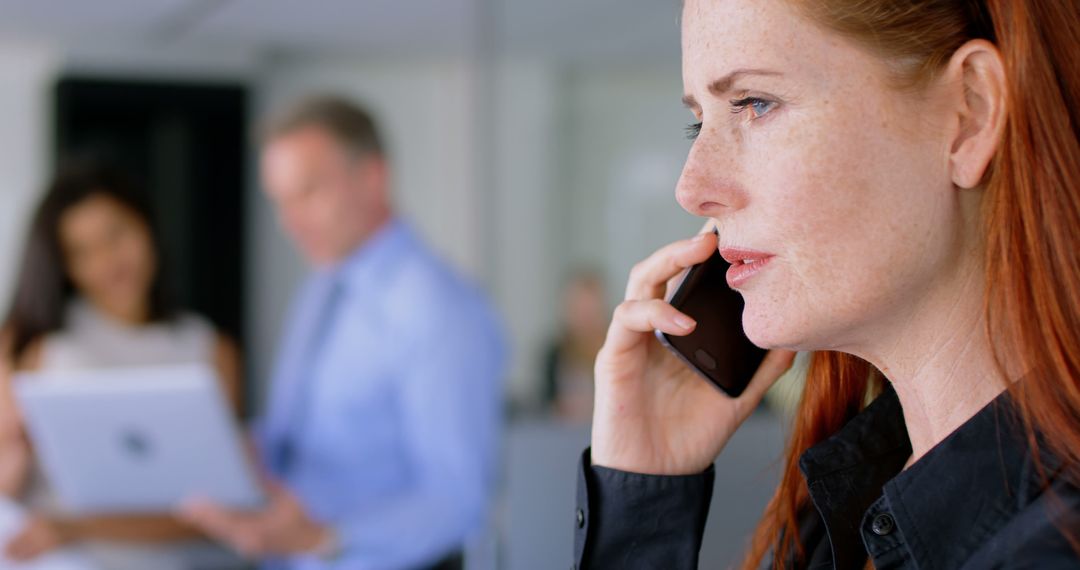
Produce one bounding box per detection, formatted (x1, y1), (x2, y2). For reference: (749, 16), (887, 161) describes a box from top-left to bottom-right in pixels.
(573, 387), (1080, 569)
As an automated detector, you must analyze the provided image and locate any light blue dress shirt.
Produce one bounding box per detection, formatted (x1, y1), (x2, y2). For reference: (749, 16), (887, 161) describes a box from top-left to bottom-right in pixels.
(255, 220), (507, 570)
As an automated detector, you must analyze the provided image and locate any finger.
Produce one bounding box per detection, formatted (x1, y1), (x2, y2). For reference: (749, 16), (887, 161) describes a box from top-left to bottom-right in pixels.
(179, 500), (252, 546)
(182, 501), (276, 558)
(5, 521), (40, 560)
(263, 482), (298, 525)
(243, 437), (277, 489)
(624, 232), (717, 301)
(663, 267), (691, 301)
(7, 532), (45, 561)
(5, 535), (29, 560)
(233, 530), (266, 559)
(733, 349), (798, 420)
(603, 299), (697, 355)
(672, 223), (716, 298)
(21, 535), (48, 560)
(262, 477), (288, 500)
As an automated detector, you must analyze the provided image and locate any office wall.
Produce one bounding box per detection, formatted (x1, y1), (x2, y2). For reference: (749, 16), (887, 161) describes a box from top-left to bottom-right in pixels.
(486, 59), (563, 405)
(488, 61), (701, 406)
(0, 42), (60, 312)
(558, 64), (700, 305)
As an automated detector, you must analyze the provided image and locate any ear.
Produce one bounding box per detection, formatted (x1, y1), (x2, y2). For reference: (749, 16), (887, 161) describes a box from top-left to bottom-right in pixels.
(943, 40), (1008, 189)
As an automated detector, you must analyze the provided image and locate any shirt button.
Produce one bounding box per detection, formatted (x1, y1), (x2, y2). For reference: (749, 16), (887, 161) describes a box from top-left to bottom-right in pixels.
(871, 513), (895, 536)
(576, 508), (586, 528)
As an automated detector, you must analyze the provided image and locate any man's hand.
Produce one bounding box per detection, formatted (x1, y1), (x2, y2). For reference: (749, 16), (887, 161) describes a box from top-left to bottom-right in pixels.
(179, 481), (331, 559)
(5, 515), (72, 561)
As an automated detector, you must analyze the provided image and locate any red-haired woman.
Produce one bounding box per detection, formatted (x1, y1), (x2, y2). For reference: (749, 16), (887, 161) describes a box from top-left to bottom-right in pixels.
(575, 1), (1080, 568)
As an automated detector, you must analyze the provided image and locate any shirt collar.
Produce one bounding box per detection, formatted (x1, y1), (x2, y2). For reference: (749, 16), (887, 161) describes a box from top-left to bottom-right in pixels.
(881, 389), (1036, 569)
(798, 385), (912, 569)
(321, 218), (411, 292)
(799, 383), (1042, 569)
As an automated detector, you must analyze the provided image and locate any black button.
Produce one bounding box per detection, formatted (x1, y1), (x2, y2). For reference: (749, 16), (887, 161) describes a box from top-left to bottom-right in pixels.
(871, 513), (895, 536)
(576, 508), (585, 528)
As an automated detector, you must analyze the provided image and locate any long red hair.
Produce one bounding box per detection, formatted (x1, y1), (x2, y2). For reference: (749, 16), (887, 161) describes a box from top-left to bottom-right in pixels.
(742, 1), (1080, 568)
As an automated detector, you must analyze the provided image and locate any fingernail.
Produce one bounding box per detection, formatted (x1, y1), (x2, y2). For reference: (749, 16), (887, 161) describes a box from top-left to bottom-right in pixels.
(692, 233), (708, 242)
(673, 314), (696, 330)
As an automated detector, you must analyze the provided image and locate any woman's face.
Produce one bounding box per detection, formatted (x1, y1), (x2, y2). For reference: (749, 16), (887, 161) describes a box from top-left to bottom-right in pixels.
(564, 276), (608, 338)
(678, 0), (970, 354)
(59, 194), (157, 320)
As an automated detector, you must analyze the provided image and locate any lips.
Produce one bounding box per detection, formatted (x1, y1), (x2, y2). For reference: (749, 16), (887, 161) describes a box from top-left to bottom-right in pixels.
(718, 247), (774, 289)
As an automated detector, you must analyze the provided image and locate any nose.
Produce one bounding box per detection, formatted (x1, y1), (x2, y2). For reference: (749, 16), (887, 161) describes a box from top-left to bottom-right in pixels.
(675, 135), (746, 218)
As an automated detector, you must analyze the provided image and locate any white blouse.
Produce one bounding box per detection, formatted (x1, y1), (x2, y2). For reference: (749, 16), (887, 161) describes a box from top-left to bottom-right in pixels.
(27, 299), (220, 570)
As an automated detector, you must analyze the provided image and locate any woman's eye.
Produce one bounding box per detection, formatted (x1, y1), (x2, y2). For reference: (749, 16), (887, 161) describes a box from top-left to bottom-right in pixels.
(685, 122), (703, 140)
(685, 97), (775, 139)
(730, 97), (777, 120)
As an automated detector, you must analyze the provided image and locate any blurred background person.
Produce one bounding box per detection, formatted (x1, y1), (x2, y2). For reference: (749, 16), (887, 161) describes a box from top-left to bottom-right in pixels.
(541, 269), (607, 423)
(180, 96), (507, 570)
(0, 160), (243, 570)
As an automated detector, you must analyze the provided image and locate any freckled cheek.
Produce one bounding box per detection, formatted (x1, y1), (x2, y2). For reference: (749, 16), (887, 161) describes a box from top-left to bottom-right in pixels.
(748, 132), (892, 307)
(750, 136), (867, 245)
(739, 99), (938, 343)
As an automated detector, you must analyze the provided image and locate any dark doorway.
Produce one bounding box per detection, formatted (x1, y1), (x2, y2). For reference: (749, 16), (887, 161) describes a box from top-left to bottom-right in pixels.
(53, 77), (248, 366)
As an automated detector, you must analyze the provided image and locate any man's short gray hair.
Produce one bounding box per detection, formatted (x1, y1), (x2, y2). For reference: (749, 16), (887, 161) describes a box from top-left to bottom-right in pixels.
(260, 95), (384, 156)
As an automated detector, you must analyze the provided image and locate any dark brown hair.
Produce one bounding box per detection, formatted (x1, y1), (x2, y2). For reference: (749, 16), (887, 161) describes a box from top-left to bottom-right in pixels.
(2, 160), (175, 362)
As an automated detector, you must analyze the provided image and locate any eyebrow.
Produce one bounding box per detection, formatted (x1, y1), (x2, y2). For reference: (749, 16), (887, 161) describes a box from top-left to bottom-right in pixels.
(681, 68), (783, 109)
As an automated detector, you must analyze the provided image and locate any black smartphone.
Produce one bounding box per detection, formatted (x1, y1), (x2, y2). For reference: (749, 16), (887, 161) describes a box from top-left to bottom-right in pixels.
(654, 232), (767, 397)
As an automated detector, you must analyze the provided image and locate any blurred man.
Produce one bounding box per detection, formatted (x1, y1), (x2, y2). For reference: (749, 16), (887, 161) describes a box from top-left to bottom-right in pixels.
(181, 96), (506, 570)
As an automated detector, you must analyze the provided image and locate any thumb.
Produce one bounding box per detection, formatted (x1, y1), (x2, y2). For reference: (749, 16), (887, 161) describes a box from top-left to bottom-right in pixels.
(262, 477), (289, 499)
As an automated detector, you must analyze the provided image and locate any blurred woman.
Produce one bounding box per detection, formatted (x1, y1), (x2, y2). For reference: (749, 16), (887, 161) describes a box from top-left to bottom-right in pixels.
(0, 161), (241, 570)
(542, 269), (608, 423)
(576, 0), (1080, 568)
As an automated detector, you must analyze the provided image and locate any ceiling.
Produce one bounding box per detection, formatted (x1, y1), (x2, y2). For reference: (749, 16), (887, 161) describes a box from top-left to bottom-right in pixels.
(0, 0), (682, 65)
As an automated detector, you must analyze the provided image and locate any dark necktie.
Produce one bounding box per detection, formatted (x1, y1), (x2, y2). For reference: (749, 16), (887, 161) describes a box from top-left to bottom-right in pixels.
(274, 275), (344, 476)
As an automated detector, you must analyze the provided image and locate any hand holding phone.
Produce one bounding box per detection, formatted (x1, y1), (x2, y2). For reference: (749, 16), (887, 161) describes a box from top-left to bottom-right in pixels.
(655, 229), (767, 397)
(591, 230), (794, 476)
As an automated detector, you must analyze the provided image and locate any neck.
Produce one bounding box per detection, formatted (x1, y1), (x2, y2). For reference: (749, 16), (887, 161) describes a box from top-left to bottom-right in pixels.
(360, 210), (393, 246)
(852, 256), (1008, 465)
(93, 297), (151, 326)
(319, 212), (394, 269)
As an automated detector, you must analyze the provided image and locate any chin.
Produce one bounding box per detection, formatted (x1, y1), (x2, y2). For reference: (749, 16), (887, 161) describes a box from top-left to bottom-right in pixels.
(302, 245), (334, 266)
(740, 300), (814, 351)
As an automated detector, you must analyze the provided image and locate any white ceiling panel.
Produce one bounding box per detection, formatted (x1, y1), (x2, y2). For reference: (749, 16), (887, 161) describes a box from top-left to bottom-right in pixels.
(0, 0), (193, 41)
(498, 0), (681, 63)
(187, 0), (476, 56)
(0, 0), (682, 64)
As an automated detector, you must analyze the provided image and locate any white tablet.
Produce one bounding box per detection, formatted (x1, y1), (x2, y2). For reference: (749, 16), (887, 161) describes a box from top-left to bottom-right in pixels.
(13, 364), (263, 515)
